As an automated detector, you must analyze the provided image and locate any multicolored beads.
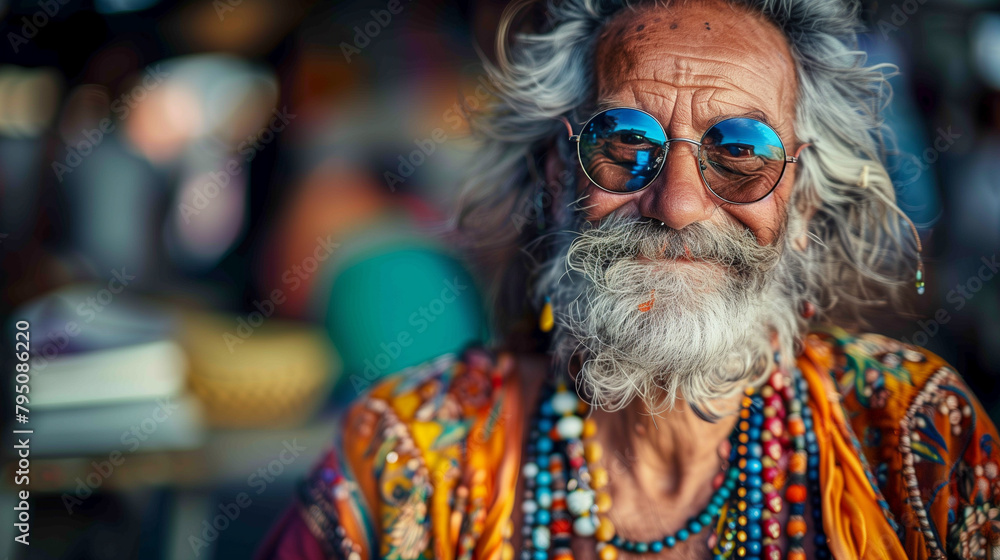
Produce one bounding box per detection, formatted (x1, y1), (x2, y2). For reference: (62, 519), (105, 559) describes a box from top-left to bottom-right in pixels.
(522, 357), (826, 560)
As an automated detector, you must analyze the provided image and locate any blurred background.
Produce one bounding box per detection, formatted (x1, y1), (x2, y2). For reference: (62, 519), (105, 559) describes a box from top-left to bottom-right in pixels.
(0, 0), (997, 557)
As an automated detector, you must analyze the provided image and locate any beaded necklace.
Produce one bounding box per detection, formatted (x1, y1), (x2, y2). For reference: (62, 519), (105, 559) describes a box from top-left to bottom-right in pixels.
(519, 354), (829, 560)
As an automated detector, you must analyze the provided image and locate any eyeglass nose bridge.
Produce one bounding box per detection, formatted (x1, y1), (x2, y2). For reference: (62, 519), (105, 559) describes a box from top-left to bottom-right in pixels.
(659, 137), (704, 165)
(664, 137), (703, 147)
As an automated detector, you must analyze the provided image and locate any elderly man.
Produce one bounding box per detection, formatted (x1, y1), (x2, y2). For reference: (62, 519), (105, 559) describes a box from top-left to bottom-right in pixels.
(257, 0), (1000, 558)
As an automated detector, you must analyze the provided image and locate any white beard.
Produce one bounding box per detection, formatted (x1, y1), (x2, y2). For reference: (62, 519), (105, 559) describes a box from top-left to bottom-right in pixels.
(537, 214), (805, 419)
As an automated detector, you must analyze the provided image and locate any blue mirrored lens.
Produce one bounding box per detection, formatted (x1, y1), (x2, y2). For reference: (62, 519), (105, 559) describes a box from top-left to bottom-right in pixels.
(578, 108), (667, 193)
(699, 118), (786, 203)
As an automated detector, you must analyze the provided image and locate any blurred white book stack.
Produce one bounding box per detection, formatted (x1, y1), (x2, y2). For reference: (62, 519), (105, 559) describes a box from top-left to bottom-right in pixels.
(30, 340), (204, 456)
(14, 285), (206, 459)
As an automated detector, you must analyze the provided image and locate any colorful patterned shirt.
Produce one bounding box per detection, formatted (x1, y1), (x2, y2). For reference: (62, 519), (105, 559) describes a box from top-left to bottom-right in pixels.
(255, 327), (1000, 559)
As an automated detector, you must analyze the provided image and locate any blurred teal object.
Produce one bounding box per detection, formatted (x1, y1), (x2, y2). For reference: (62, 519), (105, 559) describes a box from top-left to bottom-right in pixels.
(324, 241), (488, 404)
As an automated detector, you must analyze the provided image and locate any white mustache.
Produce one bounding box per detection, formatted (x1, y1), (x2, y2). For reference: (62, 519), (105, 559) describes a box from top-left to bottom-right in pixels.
(567, 216), (783, 281)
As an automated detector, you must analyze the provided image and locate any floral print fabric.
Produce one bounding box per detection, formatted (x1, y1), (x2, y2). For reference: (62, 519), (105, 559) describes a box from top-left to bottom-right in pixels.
(817, 326), (1000, 559)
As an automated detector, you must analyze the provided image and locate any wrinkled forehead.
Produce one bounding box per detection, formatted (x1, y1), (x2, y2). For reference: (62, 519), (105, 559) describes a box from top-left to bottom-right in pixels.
(590, 0), (798, 135)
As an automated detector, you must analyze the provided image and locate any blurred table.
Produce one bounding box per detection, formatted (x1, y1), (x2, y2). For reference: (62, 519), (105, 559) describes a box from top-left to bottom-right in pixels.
(0, 414), (340, 560)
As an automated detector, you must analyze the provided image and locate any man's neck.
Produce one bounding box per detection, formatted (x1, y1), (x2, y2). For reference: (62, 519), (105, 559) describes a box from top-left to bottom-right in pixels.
(587, 394), (741, 504)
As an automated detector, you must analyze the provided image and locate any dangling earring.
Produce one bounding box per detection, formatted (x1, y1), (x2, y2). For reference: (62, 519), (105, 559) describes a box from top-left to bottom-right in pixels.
(906, 218), (925, 295)
(858, 164), (925, 295)
(888, 192), (926, 295)
(539, 296), (554, 332)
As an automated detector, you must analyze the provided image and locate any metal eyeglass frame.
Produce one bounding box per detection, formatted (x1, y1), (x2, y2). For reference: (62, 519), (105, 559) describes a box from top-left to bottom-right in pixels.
(562, 107), (811, 205)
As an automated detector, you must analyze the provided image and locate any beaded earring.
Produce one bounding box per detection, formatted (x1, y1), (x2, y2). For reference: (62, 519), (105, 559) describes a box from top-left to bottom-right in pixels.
(858, 164), (925, 295)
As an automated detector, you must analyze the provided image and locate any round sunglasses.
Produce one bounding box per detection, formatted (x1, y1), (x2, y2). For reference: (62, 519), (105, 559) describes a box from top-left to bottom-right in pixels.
(567, 107), (807, 204)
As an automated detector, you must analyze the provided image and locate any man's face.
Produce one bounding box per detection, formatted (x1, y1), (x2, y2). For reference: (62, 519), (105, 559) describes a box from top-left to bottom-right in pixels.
(540, 1), (807, 415)
(580, 0), (800, 246)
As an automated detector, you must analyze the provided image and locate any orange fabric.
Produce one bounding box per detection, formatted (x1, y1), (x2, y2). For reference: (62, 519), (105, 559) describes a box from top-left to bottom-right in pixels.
(475, 354), (522, 560)
(799, 335), (908, 560)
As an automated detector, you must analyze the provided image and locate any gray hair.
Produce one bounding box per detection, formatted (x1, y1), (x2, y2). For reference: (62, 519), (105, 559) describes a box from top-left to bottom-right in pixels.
(454, 0), (916, 357)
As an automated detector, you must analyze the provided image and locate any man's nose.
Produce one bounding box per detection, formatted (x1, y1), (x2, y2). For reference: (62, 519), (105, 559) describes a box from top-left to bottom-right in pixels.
(636, 143), (717, 230)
